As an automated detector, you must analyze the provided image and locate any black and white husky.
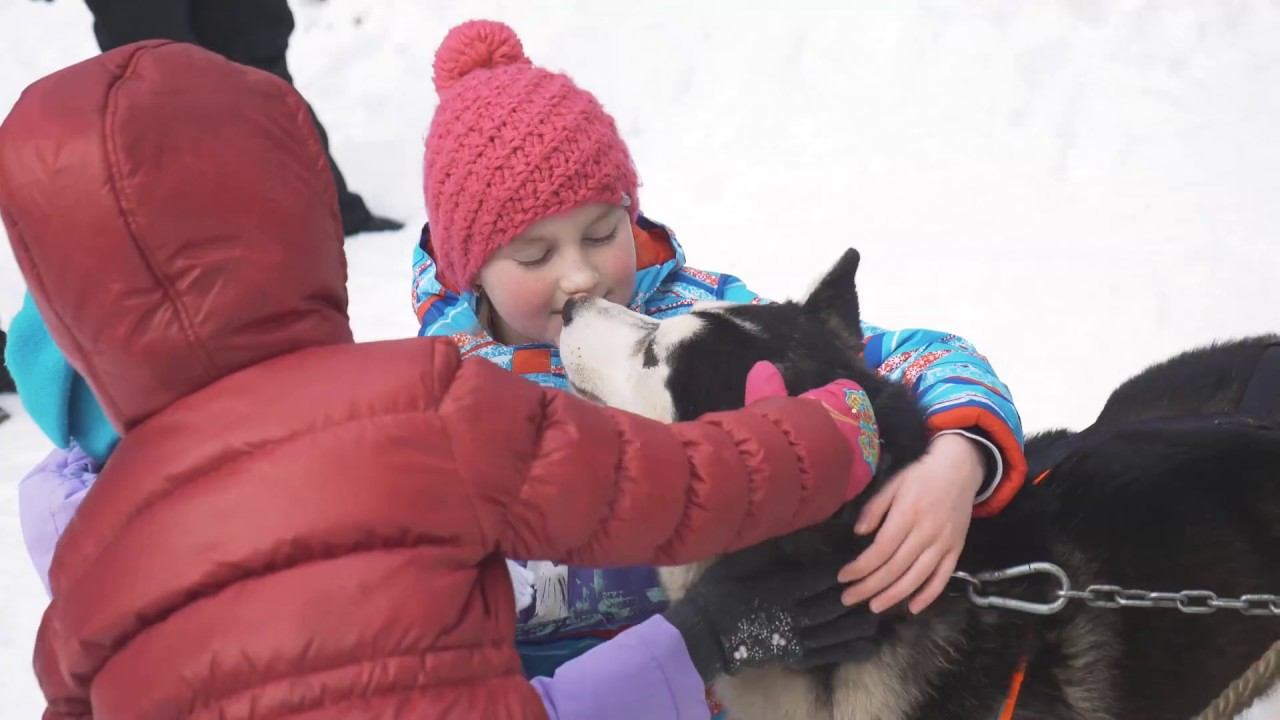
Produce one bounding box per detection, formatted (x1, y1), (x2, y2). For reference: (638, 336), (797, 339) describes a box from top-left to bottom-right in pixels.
(559, 250), (1280, 720)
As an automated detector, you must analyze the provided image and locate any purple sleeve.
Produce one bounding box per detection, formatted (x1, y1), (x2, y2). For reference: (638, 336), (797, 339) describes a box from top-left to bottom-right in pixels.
(18, 444), (98, 596)
(530, 615), (710, 720)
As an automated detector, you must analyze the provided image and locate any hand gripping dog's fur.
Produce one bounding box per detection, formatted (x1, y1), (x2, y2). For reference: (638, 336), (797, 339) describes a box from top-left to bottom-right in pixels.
(560, 250), (1280, 720)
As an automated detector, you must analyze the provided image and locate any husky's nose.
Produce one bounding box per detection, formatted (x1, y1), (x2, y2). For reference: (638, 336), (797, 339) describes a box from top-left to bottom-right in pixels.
(561, 296), (585, 326)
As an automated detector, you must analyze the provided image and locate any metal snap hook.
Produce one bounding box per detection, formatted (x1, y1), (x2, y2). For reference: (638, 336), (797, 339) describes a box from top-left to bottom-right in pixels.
(956, 562), (1072, 616)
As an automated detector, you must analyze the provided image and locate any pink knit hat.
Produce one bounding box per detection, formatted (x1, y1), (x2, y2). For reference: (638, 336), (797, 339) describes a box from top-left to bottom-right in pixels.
(424, 20), (640, 291)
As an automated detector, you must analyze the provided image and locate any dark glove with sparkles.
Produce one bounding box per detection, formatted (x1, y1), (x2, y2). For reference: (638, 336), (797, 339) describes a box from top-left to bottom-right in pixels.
(663, 537), (879, 682)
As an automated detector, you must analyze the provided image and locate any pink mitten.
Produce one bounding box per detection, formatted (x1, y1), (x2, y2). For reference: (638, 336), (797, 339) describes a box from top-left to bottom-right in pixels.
(744, 361), (880, 500)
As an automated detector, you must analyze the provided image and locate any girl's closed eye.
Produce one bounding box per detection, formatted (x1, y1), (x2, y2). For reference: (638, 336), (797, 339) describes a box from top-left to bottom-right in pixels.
(513, 246), (552, 268)
(584, 223), (620, 246)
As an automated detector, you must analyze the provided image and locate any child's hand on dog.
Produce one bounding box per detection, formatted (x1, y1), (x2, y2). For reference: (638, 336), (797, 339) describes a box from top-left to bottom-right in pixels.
(836, 433), (986, 614)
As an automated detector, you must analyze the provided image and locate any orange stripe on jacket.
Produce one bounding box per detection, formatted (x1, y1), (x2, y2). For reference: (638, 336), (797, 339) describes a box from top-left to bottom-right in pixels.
(633, 222), (676, 270)
(512, 348), (553, 376)
(926, 407), (1027, 518)
(415, 294), (441, 323)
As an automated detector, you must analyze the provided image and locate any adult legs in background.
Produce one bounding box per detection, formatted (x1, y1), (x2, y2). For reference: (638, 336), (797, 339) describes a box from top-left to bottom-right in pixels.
(82, 0), (402, 236)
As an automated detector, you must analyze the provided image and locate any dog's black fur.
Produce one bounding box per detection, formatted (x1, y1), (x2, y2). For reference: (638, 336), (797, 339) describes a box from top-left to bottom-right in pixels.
(1097, 335), (1280, 424)
(668, 250), (930, 488)
(664, 250), (1280, 719)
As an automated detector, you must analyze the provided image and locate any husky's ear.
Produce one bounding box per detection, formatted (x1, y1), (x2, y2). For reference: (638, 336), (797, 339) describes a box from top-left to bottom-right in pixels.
(802, 249), (863, 341)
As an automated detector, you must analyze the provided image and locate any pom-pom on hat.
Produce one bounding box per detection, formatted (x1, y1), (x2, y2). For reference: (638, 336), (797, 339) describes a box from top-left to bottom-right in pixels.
(424, 20), (639, 290)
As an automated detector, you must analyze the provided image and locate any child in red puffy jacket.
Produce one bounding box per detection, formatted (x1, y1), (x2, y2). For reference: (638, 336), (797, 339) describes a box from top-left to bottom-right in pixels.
(1, 40), (879, 719)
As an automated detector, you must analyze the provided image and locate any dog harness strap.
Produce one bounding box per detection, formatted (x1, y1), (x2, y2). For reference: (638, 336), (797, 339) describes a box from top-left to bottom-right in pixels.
(997, 642), (1033, 720)
(1239, 343), (1280, 417)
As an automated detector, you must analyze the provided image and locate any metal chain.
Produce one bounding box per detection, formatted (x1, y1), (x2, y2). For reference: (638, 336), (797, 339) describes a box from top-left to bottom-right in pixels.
(951, 562), (1280, 617)
(1061, 585), (1280, 616)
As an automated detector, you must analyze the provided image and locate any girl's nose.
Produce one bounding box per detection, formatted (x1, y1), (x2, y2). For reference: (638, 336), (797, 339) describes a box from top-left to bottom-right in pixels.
(559, 257), (600, 296)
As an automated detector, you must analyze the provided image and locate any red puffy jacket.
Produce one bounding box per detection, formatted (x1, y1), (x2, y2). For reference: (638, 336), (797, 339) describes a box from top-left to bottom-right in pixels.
(0, 42), (854, 719)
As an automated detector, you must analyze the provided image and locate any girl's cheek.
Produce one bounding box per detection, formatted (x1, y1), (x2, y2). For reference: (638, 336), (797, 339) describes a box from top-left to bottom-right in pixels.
(609, 255), (638, 300)
(510, 276), (554, 319)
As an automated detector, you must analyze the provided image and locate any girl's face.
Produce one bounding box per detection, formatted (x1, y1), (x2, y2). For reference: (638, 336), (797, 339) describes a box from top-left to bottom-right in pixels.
(476, 202), (636, 346)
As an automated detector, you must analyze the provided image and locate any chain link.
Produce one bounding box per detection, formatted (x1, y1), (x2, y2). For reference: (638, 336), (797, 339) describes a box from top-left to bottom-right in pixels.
(954, 563), (1280, 617)
(1060, 586), (1280, 616)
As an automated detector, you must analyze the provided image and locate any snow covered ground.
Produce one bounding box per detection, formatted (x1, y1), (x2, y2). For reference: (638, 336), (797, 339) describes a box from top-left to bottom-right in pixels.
(1, 1), (1277, 716)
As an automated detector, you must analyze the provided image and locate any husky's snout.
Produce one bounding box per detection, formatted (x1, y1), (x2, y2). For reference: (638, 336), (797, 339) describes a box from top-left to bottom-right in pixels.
(559, 298), (678, 422)
(559, 295), (585, 325)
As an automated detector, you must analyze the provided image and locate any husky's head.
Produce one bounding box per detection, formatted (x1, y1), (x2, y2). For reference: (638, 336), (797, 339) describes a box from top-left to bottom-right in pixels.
(562, 249), (933, 662)
(562, 248), (930, 603)
(559, 249), (874, 424)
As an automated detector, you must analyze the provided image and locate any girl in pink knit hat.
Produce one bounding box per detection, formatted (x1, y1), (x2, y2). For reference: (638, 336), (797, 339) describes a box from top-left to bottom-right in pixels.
(413, 19), (1027, 715)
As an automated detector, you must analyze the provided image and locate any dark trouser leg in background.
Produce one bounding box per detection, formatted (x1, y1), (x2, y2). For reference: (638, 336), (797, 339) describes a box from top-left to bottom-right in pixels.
(83, 0), (402, 236)
(1, 329), (15, 395)
(83, 0), (197, 47)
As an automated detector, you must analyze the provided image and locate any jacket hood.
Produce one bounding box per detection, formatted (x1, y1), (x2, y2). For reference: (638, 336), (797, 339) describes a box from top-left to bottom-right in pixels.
(0, 41), (352, 431)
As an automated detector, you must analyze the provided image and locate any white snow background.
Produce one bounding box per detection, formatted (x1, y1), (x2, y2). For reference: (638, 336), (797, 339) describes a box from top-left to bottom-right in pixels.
(1, 1), (1277, 716)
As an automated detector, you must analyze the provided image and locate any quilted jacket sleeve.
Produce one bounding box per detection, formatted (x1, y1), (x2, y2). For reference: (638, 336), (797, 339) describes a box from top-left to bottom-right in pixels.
(860, 324), (1026, 517)
(439, 356), (854, 568)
